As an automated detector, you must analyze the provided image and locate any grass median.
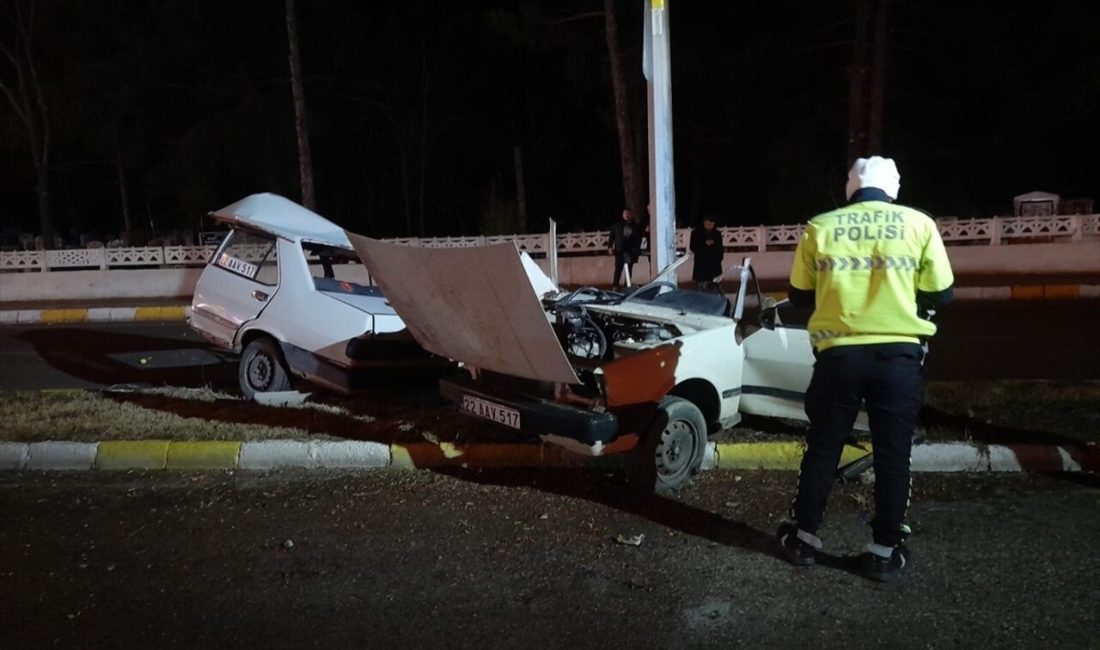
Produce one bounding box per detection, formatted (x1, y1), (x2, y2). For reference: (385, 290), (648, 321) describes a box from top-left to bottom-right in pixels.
(1, 380), (1097, 445)
(0, 386), (518, 445)
(699, 379), (1100, 446)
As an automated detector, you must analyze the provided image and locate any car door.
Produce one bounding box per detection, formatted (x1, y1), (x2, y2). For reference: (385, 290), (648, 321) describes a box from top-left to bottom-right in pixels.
(739, 300), (816, 421)
(190, 228), (280, 349)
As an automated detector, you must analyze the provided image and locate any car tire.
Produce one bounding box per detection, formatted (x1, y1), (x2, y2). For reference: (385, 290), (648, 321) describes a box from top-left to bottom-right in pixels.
(239, 337), (292, 399)
(628, 396), (708, 494)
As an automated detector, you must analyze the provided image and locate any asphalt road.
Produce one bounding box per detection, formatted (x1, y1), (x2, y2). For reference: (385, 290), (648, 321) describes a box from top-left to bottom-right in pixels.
(1, 301), (1097, 391)
(0, 321), (237, 391)
(1, 469), (1097, 649)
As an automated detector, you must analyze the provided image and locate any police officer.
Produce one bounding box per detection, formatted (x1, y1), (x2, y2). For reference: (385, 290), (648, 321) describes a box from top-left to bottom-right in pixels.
(776, 156), (955, 582)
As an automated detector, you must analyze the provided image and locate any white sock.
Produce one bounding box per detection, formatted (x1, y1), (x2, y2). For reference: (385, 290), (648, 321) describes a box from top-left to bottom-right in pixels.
(796, 529), (823, 549)
(866, 543), (894, 559)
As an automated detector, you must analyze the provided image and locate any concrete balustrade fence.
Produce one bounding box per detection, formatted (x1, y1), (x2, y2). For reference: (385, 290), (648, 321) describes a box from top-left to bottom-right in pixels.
(2, 214), (1097, 273)
(0, 215), (1097, 303)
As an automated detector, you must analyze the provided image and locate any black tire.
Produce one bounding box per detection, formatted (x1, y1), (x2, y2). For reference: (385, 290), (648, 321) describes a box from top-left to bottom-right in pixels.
(628, 396), (708, 493)
(238, 337), (291, 399)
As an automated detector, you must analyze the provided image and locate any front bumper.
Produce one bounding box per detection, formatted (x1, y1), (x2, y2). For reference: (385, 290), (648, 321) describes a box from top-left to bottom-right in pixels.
(439, 375), (619, 446)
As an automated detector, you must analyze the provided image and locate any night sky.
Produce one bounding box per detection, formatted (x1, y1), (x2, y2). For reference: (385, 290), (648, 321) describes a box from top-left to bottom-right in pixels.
(1, 0), (1097, 244)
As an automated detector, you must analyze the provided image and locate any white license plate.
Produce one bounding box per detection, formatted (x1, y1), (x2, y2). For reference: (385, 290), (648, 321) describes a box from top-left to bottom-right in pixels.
(460, 395), (521, 430)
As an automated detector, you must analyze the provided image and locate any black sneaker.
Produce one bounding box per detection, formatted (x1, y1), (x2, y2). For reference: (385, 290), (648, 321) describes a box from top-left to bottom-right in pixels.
(776, 523), (818, 566)
(861, 544), (911, 582)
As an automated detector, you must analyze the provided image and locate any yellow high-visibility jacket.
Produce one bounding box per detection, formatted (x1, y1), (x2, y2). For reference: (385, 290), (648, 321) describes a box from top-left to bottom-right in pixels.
(789, 199), (955, 351)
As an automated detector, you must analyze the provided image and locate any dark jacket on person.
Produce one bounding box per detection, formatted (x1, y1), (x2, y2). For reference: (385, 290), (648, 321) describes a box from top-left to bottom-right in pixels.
(608, 219), (643, 261)
(690, 225), (724, 281)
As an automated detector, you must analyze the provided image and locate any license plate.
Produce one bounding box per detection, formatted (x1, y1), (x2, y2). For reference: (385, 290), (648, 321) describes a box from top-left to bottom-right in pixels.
(460, 395), (521, 430)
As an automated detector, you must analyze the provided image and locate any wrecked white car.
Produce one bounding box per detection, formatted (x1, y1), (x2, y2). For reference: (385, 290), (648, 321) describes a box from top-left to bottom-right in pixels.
(350, 235), (819, 491)
(189, 193), (437, 398)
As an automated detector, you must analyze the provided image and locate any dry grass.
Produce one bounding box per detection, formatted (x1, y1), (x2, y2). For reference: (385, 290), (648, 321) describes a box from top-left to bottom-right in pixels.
(0, 387), (507, 445)
(922, 380), (1100, 443)
(0, 390), (322, 443)
(710, 380), (1100, 444)
(3, 380), (1096, 445)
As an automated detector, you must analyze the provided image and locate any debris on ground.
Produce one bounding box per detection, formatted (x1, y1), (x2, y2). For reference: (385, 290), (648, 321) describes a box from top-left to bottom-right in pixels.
(614, 533), (645, 547)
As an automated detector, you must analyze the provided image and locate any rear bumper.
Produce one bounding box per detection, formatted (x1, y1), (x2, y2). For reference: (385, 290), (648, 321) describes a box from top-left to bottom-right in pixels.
(439, 375), (619, 446)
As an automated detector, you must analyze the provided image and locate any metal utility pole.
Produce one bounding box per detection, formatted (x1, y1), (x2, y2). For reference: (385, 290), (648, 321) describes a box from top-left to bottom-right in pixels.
(642, 0), (676, 277)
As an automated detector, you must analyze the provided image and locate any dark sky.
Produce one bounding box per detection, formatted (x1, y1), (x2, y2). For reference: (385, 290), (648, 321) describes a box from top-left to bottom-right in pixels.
(1, 0), (1097, 243)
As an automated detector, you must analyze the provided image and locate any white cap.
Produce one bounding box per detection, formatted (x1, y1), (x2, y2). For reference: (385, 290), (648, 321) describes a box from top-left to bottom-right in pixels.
(845, 156), (901, 200)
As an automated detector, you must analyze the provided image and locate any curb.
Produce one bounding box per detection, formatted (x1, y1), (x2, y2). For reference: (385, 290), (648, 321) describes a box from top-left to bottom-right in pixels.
(0, 439), (1096, 473)
(0, 305), (190, 325)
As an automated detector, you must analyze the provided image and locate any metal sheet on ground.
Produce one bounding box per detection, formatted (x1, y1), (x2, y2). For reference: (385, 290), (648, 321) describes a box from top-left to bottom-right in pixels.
(346, 234), (579, 385)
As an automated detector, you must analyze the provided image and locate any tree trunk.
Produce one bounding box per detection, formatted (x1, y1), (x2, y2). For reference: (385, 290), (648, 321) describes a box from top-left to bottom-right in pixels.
(0, 0), (55, 247)
(868, 0), (889, 154)
(513, 144), (528, 233)
(604, 0), (644, 219)
(285, 0), (316, 210)
(396, 136), (412, 235)
(114, 125), (133, 244)
(418, 47), (430, 236)
(846, 0), (871, 165)
(33, 160), (53, 247)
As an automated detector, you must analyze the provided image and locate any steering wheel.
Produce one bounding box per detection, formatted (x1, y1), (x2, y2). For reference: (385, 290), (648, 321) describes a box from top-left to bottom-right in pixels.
(557, 286), (620, 306)
(559, 306), (608, 359)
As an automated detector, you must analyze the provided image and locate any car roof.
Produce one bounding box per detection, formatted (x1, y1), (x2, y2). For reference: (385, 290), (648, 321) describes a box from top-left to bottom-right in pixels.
(210, 193), (352, 249)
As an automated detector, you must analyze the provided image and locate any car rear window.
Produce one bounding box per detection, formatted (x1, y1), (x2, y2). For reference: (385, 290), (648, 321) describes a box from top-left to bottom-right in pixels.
(214, 229), (277, 284)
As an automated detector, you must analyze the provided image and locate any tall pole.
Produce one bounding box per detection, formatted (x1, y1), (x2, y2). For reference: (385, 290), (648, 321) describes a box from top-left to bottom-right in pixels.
(643, 0), (676, 277)
(285, 0), (316, 210)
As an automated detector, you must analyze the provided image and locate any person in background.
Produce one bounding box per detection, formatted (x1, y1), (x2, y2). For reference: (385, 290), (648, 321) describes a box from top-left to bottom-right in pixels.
(689, 215), (724, 291)
(776, 156), (955, 582)
(607, 208), (643, 288)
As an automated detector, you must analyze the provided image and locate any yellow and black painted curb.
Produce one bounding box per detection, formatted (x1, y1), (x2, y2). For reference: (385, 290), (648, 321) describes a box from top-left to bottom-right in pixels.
(1, 438), (1096, 473)
(0, 305), (190, 325)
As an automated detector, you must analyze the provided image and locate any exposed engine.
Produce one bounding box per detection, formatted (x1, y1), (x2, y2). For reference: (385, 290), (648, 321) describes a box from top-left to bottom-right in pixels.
(544, 287), (679, 361)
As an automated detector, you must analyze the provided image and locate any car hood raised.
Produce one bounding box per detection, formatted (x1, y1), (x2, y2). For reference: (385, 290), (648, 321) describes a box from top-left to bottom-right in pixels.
(346, 234), (579, 385)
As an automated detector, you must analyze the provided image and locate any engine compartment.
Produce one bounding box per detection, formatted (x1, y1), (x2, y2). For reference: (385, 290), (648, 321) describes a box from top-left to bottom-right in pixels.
(543, 287), (684, 362)
(554, 308), (682, 360)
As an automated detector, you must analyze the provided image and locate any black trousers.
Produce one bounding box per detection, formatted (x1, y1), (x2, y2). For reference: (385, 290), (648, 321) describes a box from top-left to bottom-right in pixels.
(791, 343), (923, 546)
(613, 252), (635, 287)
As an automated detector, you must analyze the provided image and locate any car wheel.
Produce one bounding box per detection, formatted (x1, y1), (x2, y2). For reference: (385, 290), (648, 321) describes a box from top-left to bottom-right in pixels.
(239, 337), (291, 399)
(629, 396), (708, 493)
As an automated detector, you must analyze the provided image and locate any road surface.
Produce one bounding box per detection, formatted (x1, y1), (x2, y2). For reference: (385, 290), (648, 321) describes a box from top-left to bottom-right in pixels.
(1, 470), (1097, 649)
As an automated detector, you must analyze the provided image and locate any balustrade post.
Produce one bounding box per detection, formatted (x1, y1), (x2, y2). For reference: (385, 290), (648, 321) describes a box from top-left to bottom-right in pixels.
(990, 216), (1001, 245)
(98, 247), (108, 270)
(756, 226), (768, 252)
(1071, 214), (1083, 241)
